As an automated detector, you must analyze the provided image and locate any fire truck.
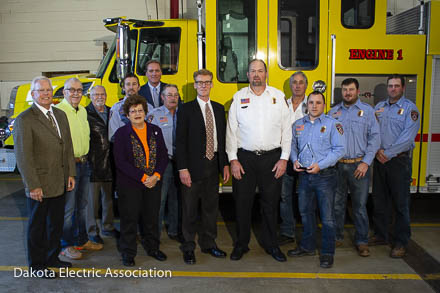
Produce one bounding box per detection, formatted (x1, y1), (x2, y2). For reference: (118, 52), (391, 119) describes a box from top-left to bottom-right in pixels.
(2, 0), (440, 193)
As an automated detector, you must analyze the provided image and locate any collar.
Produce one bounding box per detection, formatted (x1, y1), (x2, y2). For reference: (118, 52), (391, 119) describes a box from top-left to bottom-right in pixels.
(148, 82), (161, 91)
(248, 84), (270, 96)
(386, 96), (405, 107)
(197, 96), (211, 105)
(341, 98), (363, 111)
(60, 98), (81, 112)
(304, 112), (325, 123)
(34, 102), (55, 116)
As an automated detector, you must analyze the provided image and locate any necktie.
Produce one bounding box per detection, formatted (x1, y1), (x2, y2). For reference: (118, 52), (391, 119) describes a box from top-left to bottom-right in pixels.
(47, 110), (59, 137)
(205, 103), (214, 160)
(153, 87), (159, 108)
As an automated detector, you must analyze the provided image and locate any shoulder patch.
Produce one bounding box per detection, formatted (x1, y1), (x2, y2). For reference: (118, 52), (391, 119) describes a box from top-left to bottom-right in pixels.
(335, 123), (344, 135)
(411, 110), (419, 121)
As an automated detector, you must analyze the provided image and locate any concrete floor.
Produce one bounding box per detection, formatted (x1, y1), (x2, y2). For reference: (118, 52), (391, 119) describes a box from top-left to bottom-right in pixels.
(0, 172), (439, 293)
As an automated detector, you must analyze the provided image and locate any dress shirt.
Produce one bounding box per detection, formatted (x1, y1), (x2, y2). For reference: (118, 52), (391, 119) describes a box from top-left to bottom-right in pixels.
(374, 96), (420, 159)
(93, 104), (108, 125)
(34, 102), (61, 138)
(197, 97), (218, 152)
(328, 99), (380, 165)
(287, 96), (307, 124)
(147, 105), (177, 157)
(56, 99), (90, 157)
(226, 85), (292, 161)
(108, 97), (129, 142)
(291, 113), (346, 170)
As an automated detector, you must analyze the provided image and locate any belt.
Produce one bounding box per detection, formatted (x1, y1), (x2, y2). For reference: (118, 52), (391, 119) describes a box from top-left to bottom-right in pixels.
(75, 155), (87, 164)
(397, 151), (410, 157)
(339, 157), (363, 164)
(239, 148), (281, 156)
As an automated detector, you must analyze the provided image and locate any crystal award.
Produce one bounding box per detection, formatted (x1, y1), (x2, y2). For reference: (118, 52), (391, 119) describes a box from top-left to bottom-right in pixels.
(298, 143), (315, 169)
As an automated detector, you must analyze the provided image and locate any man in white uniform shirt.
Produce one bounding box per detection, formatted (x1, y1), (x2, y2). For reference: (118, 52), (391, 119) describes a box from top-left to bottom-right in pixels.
(226, 59), (292, 262)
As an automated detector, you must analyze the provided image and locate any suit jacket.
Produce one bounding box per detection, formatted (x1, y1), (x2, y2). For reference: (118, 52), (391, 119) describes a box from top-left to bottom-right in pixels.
(176, 99), (228, 181)
(13, 103), (76, 198)
(139, 82), (168, 109)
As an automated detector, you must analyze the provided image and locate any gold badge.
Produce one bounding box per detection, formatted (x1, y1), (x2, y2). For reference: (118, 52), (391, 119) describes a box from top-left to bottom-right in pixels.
(358, 110), (364, 117)
(272, 97), (276, 104)
(398, 108), (404, 115)
(320, 126), (326, 133)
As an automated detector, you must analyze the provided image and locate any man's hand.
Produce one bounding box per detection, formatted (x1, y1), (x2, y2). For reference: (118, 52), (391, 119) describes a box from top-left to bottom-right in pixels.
(293, 161), (305, 172)
(67, 177), (75, 192)
(223, 165), (230, 184)
(144, 175), (159, 189)
(272, 159), (287, 179)
(30, 187), (43, 202)
(354, 162), (369, 179)
(375, 149), (389, 164)
(230, 160), (245, 180)
(306, 163), (320, 174)
(179, 169), (192, 187)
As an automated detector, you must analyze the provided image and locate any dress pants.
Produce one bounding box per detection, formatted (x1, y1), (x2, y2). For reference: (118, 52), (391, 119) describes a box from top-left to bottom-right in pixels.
(180, 155), (219, 252)
(232, 148), (282, 250)
(118, 183), (162, 259)
(27, 194), (65, 269)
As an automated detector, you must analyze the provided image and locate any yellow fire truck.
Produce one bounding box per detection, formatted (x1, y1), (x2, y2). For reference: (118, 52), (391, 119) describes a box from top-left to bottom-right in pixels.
(3, 0), (440, 193)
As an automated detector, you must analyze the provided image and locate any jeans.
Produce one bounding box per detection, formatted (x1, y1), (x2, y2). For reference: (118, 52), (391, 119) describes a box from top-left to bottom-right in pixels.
(279, 173), (296, 238)
(297, 168), (337, 255)
(61, 162), (89, 248)
(334, 162), (370, 245)
(158, 162), (179, 236)
(86, 181), (114, 241)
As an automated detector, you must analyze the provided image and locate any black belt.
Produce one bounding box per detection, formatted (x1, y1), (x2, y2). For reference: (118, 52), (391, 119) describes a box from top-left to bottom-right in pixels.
(397, 151), (410, 157)
(239, 148), (281, 156)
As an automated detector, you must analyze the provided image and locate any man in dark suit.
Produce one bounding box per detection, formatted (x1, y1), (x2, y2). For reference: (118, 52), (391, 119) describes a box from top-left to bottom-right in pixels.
(138, 60), (168, 109)
(13, 76), (76, 278)
(176, 69), (230, 264)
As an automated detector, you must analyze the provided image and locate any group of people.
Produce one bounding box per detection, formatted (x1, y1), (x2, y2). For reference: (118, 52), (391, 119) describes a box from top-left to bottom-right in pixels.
(13, 58), (420, 278)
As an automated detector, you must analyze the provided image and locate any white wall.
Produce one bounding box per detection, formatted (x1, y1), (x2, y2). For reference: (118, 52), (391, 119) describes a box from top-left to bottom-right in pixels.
(387, 0), (425, 15)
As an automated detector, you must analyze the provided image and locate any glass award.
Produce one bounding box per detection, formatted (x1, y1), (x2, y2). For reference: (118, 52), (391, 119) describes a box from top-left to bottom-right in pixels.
(298, 143), (315, 169)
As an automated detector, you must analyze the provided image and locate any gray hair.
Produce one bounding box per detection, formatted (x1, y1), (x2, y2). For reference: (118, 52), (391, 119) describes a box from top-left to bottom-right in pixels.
(289, 71), (308, 86)
(90, 85), (106, 96)
(30, 76), (52, 91)
(161, 84), (179, 96)
(64, 77), (82, 88)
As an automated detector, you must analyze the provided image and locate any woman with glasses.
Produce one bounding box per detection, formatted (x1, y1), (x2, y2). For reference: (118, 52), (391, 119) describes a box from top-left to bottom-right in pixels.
(113, 94), (169, 266)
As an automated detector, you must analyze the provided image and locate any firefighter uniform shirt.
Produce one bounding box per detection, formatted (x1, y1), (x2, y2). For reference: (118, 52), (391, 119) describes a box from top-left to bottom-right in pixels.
(226, 85), (292, 161)
(374, 96), (420, 159)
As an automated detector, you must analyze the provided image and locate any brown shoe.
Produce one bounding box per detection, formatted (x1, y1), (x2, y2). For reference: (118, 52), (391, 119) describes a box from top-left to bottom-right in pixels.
(390, 247), (406, 258)
(357, 244), (370, 257)
(368, 235), (388, 246)
(335, 240), (343, 248)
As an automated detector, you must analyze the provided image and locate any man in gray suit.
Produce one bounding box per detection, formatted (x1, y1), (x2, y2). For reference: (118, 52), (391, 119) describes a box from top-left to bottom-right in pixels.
(13, 76), (76, 279)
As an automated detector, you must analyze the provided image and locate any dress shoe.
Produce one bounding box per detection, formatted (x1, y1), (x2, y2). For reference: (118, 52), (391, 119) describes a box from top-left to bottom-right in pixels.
(201, 247), (227, 258)
(356, 244), (370, 257)
(102, 229), (120, 238)
(122, 257), (135, 267)
(278, 235), (295, 246)
(265, 247), (287, 262)
(168, 234), (185, 243)
(75, 240), (103, 251)
(287, 247), (316, 257)
(230, 246), (249, 261)
(368, 235), (388, 246)
(319, 255), (334, 268)
(147, 250), (167, 261)
(183, 250), (196, 265)
(390, 246), (406, 258)
(48, 259), (72, 268)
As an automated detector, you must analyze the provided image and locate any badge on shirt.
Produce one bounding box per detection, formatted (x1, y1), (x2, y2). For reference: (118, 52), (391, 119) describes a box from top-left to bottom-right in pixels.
(411, 110), (419, 121)
(147, 115), (154, 123)
(335, 123), (344, 135)
(358, 110), (364, 117)
(160, 116), (168, 123)
(398, 108), (404, 115)
(376, 107), (384, 113)
(241, 98), (250, 104)
(320, 126), (326, 133)
(272, 97), (276, 104)
(296, 125), (304, 131)
(332, 111), (341, 118)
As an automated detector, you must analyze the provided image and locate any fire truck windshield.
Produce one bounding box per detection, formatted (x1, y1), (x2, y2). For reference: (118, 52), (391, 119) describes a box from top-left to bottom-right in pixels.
(96, 38), (116, 78)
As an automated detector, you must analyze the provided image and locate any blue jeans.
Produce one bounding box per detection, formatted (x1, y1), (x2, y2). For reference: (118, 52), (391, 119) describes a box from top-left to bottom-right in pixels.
(279, 173), (296, 238)
(334, 162), (370, 245)
(297, 168), (337, 255)
(61, 162), (89, 248)
(158, 162), (179, 236)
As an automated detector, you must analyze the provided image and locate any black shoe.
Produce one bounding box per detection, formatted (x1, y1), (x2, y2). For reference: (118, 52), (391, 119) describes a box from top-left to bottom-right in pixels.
(278, 235), (295, 246)
(168, 234), (185, 243)
(48, 259), (72, 268)
(319, 255), (334, 268)
(102, 229), (120, 238)
(201, 247), (227, 258)
(230, 246), (249, 261)
(287, 247), (316, 257)
(122, 257), (135, 267)
(265, 247), (287, 262)
(147, 250), (167, 261)
(183, 250), (196, 265)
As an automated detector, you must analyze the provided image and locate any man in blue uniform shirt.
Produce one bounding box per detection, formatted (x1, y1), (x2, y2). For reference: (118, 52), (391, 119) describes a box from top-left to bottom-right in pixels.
(369, 75), (420, 258)
(146, 84), (183, 243)
(328, 78), (380, 257)
(287, 91), (346, 268)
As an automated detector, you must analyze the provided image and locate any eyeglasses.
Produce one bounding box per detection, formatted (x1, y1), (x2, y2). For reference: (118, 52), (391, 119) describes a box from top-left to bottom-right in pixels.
(33, 89), (52, 94)
(165, 94), (179, 98)
(129, 109), (145, 114)
(195, 81), (212, 86)
(65, 88), (83, 94)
